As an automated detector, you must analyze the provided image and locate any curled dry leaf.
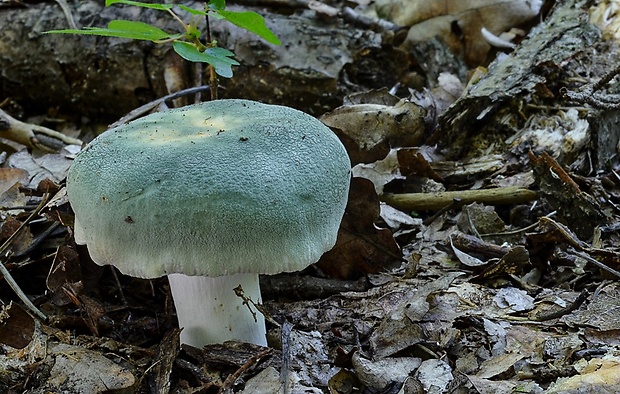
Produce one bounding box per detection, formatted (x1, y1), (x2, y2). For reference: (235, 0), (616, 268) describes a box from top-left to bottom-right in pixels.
(450, 234), (486, 267)
(352, 149), (403, 194)
(0, 167), (29, 210)
(321, 99), (427, 165)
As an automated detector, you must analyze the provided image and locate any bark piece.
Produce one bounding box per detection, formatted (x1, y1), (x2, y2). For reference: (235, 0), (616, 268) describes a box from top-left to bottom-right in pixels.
(438, 0), (601, 159)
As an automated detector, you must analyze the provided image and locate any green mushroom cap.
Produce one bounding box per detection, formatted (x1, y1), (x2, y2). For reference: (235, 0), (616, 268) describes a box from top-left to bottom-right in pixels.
(67, 99), (351, 279)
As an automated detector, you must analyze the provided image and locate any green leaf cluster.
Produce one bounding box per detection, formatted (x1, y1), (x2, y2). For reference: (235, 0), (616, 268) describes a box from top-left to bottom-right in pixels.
(45, 0), (280, 78)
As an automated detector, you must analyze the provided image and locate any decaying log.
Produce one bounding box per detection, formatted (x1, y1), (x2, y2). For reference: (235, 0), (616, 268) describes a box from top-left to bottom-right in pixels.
(0, 0), (408, 120)
(437, 0), (603, 161)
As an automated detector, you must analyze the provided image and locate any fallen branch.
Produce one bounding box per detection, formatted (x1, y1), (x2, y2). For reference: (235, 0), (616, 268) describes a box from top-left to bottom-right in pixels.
(0, 108), (82, 152)
(381, 186), (537, 211)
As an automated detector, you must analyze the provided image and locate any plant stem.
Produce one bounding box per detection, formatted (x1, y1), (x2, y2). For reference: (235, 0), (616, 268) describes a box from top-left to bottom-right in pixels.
(204, 6), (218, 100)
(209, 65), (218, 100)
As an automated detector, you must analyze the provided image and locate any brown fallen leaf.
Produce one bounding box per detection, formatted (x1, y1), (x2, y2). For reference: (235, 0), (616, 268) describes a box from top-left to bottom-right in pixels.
(321, 99), (428, 165)
(545, 357), (620, 393)
(316, 177), (402, 279)
(0, 302), (35, 349)
(46, 244), (82, 306)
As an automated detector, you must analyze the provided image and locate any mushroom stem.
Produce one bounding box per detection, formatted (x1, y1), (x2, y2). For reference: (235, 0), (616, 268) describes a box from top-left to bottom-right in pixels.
(167, 273), (267, 347)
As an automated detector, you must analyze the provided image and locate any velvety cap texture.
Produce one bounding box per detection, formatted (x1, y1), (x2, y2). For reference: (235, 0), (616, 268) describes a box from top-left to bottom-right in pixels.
(67, 99), (351, 278)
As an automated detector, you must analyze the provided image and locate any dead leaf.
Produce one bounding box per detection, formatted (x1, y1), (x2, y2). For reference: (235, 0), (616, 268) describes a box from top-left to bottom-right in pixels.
(370, 272), (462, 358)
(62, 283), (106, 337)
(0, 216), (34, 255)
(474, 246), (530, 280)
(46, 245), (82, 306)
(415, 359), (454, 392)
(546, 357), (620, 393)
(317, 177), (402, 279)
(352, 353), (421, 390)
(562, 282), (620, 331)
(0, 302), (35, 349)
(351, 149), (403, 194)
(396, 147), (444, 182)
(7, 149), (74, 188)
(149, 328), (181, 394)
(45, 343), (136, 392)
(450, 234), (487, 267)
(457, 202), (507, 235)
(321, 99), (427, 165)
(0, 167), (29, 210)
(0, 168), (28, 196)
(493, 287), (535, 313)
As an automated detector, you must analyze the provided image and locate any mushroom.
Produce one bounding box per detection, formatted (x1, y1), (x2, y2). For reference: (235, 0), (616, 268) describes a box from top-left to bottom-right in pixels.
(66, 99), (351, 347)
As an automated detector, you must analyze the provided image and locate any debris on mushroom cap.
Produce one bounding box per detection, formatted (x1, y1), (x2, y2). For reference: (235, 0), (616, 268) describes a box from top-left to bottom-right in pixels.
(67, 99), (351, 279)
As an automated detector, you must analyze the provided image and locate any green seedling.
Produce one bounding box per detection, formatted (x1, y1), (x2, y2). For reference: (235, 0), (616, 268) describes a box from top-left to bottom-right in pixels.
(45, 0), (280, 79)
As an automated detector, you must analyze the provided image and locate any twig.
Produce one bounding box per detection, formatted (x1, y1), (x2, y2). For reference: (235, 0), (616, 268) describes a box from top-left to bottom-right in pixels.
(110, 267), (128, 306)
(423, 198), (463, 225)
(382, 186), (538, 211)
(218, 347), (273, 394)
(567, 247), (620, 279)
(0, 108), (82, 151)
(0, 195), (50, 321)
(12, 221), (60, 257)
(534, 288), (589, 321)
(563, 63), (620, 109)
(54, 0), (78, 29)
(340, 6), (399, 32)
(234, 284), (280, 327)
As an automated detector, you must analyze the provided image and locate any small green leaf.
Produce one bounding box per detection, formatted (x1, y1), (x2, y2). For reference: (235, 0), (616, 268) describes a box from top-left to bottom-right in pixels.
(207, 0), (226, 11)
(178, 4), (207, 15)
(105, 0), (173, 10)
(172, 41), (239, 78)
(45, 20), (173, 42)
(216, 10), (280, 45)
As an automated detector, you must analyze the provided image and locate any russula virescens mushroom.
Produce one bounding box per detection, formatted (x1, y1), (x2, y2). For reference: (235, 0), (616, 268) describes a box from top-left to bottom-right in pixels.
(66, 99), (351, 347)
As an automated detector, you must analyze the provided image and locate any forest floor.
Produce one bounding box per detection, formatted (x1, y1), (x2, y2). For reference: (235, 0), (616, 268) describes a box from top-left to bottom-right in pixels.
(3, 0), (620, 393)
